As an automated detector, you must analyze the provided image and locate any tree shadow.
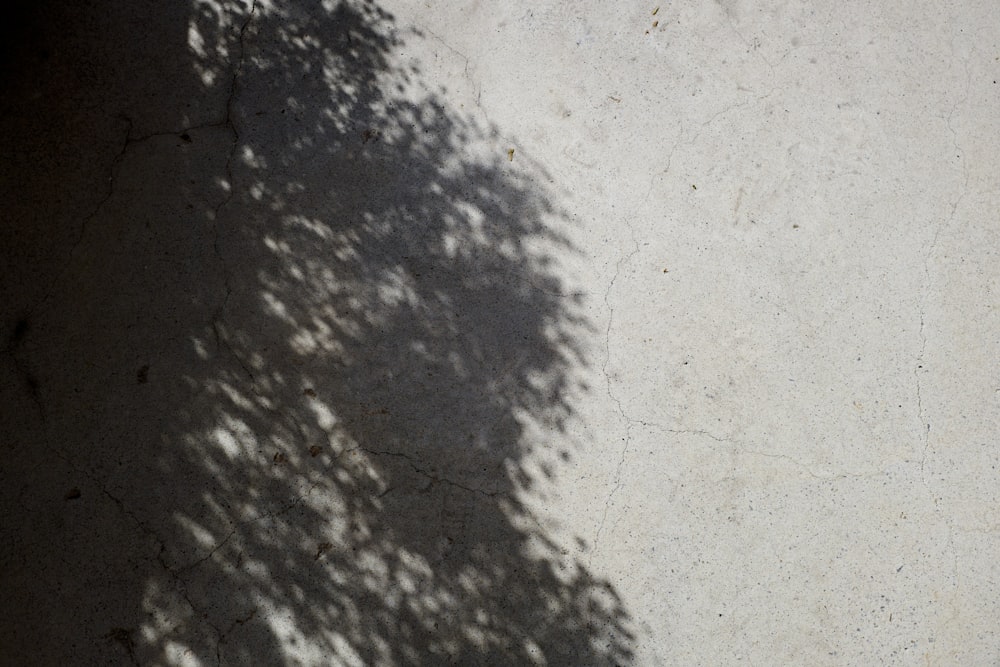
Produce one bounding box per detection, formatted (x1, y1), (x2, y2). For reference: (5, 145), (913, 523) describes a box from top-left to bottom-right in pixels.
(1, 0), (634, 664)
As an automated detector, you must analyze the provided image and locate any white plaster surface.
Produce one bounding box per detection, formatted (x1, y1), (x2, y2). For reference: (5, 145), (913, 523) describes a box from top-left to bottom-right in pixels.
(2, 0), (999, 664)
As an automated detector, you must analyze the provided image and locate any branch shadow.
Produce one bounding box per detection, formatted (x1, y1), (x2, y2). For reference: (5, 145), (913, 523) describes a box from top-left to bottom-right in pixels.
(1, 1), (634, 664)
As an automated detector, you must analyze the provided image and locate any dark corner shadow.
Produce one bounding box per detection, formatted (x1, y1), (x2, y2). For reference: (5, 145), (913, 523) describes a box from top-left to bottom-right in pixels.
(1, 0), (634, 664)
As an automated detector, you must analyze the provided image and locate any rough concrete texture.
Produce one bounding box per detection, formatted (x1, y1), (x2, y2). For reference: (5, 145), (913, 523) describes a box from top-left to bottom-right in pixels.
(1, 0), (998, 664)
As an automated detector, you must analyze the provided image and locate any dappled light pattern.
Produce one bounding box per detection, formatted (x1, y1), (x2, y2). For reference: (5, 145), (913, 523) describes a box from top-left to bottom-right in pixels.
(1, 0), (633, 664)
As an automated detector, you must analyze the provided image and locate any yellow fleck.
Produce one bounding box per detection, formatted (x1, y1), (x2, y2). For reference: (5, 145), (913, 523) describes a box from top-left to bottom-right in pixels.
(653, 6), (660, 15)
(507, 148), (515, 161)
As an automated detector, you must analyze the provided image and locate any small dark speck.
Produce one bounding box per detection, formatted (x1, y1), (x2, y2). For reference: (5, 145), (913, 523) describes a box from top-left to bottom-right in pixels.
(65, 488), (81, 500)
(136, 364), (149, 384)
(897, 564), (904, 572)
(180, 133), (192, 142)
(691, 184), (697, 190)
(792, 223), (800, 229)
(303, 387), (317, 397)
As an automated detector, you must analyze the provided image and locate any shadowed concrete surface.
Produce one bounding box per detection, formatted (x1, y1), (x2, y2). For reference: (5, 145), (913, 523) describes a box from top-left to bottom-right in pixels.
(1, 0), (999, 665)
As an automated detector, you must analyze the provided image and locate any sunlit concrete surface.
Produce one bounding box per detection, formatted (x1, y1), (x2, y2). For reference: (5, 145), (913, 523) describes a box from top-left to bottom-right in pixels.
(2, 0), (999, 664)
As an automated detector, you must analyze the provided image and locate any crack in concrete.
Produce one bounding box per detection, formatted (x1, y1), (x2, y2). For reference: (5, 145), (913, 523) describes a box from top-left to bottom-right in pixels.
(415, 21), (526, 176)
(915, 55), (974, 606)
(215, 606), (259, 659)
(21, 115), (134, 324)
(152, 542), (225, 667)
(649, 423), (731, 444)
(353, 445), (503, 498)
(720, 12), (776, 74)
(420, 26), (475, 98)
(111, 7), (263, 662)
(19, 8), (275, 326)
(75, 115), (134, 251)
(589, 132), (686, 560)
(591, 191), (646, 559)
(642, 414), (906, 481)
(737, 449), (889, 481)
(1, 348), (225, 662)
(915, 311), (930, 473)
(680, 86), (776, 158)
(173, 527), (239, 576)
(39, 438), (221, 657)
(591, 427), (632, 559)
(8, 2), (265, 452)
(917, 59), (971, 482)
(209, 0), (258, 390)
(43, 435), (162, 546)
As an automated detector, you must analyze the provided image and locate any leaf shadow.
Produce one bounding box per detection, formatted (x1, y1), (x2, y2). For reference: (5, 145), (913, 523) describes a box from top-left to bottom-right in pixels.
(0, 1), (635, 664)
